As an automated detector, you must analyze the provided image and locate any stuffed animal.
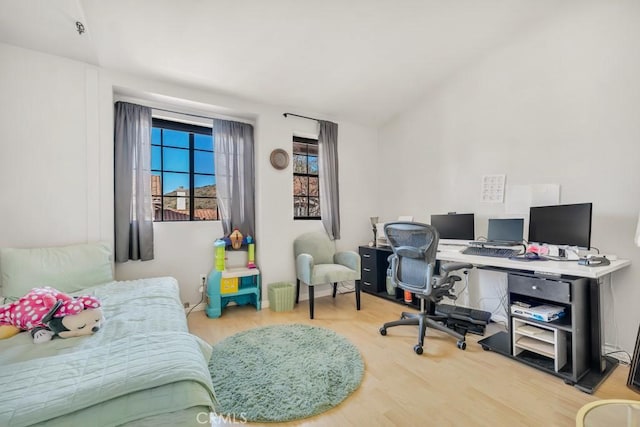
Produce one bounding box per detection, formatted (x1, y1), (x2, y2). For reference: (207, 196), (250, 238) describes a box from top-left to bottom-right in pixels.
(0, 287), (103, 343)
(0, 325), (20, 340)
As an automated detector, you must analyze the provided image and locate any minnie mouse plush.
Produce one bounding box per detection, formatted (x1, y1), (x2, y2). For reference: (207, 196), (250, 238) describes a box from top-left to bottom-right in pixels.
(0, 287), (103, 343)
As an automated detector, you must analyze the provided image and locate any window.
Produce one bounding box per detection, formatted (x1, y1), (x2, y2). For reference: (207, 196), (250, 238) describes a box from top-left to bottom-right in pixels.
(293, 136), (320, 219)
(151, 118), (218, 221)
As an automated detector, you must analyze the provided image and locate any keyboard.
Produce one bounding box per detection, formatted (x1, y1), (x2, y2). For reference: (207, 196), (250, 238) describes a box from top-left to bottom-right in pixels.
(461, 246), (521, 258)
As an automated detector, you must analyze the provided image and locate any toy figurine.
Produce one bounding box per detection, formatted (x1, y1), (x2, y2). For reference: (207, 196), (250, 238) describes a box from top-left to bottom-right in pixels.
(230, 228), (243, 250)
(0, 287), (103, 343)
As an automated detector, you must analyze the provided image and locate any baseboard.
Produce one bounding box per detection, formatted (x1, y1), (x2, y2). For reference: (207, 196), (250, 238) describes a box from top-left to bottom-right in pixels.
(261, 286), (334, 309)
(184, 286), (337, 311)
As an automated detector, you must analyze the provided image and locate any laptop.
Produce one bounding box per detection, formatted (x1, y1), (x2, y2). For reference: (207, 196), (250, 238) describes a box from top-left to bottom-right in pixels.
(470, 218), (524, 247)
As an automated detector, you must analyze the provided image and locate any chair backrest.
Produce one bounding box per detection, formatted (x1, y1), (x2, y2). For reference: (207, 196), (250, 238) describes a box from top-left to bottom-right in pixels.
(384, 222), (439, 294)
(293, 231), (335, 265)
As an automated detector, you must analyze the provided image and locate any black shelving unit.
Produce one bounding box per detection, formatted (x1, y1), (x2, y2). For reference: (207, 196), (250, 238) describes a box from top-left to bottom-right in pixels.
(478, 271), (611, 392)
(358, 246), (420, 309)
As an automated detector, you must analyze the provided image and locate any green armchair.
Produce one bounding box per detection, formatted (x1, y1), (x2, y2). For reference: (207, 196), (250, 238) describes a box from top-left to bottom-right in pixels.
(293, 231), (362, 319)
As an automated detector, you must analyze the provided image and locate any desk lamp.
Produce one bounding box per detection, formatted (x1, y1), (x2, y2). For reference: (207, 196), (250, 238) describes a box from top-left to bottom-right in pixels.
(370, 216), (379, 246)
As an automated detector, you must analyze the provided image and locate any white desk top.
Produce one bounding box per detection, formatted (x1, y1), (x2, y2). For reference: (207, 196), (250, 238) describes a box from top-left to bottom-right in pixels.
(436, 249), (630, 279)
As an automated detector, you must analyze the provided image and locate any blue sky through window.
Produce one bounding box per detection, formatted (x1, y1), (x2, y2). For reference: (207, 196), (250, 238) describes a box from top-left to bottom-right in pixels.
(151, 126), (214, 194)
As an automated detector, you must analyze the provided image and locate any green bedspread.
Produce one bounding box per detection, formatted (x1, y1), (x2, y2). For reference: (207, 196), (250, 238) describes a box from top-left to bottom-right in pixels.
(0, 277), (215, 427)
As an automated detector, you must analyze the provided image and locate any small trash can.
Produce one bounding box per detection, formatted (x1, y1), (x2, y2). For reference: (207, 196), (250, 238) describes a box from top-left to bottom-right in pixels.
(268, 282), (295, 312)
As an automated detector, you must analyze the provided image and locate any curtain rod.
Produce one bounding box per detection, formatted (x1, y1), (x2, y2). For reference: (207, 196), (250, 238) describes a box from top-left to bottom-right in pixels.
(283, 112), (322, 122)
(115, 98), (253, 125)
(151, 106), (215, 121)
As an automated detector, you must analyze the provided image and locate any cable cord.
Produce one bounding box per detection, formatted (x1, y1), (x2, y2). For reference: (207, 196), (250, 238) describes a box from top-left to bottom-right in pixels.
(186, 296), (205, 317)
(603, 275), (623, 359)
(604, 350), (632, 365)
(186, 278), (207, 317)
(451, 271), (470, 306)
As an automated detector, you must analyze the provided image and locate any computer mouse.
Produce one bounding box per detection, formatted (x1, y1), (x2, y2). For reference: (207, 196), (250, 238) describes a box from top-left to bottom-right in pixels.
(524, 252), (541, 260)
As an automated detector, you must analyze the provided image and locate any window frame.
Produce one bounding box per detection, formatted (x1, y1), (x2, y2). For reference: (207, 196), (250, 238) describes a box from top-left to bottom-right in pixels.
(151, 118), (218, 222)
(293, 136), (321, 220)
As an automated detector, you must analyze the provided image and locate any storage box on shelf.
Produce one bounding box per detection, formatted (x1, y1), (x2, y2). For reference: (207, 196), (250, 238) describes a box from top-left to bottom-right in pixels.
(512, 318), (567, 373)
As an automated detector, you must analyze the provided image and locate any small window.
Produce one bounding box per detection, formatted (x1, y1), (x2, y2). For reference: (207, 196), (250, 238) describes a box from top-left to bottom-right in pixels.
(293, 136), (320, 219)
(151, 118), (219, 221)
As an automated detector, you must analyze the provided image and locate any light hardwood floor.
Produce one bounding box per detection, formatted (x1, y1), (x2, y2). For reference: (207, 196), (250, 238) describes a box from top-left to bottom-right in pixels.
(188, 291), (638, 426)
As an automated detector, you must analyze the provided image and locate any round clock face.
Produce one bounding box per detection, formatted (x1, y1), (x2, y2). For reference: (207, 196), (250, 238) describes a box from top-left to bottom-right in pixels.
(270, 149), (289, 170)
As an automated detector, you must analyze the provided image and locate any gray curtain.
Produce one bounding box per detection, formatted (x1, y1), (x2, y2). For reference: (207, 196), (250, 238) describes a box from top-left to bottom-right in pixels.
(318, 120), (341, 240)
(114, 102), (154, 262)
(213, 119), (255, 238)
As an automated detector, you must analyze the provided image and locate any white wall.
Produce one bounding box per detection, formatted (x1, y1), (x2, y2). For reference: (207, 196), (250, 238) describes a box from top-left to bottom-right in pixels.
(0, 42), (378, 308)
(378, 1), (640, 354)
(0, 43), (102, 247)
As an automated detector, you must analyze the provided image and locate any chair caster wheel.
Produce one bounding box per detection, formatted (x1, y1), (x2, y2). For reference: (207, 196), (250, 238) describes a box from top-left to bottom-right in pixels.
(413, 345), (423, 355)
(457, 340), (466, 350)
(379, 328), (387, 336)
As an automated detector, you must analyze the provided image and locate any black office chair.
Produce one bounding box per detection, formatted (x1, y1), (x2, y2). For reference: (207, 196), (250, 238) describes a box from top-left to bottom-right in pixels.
(379, 222), (473, 355)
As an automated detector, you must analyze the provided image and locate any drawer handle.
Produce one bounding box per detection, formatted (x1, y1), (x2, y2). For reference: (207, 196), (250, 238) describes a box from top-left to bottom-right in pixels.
(532, 285), (537, 290)
(363, 254), (371, 258)
(364, 281), (372, 285)
(363, 268), (371, 272)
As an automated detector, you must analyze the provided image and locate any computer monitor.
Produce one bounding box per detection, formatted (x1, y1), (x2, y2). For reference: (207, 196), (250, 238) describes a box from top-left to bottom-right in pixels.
(430, 213), (475, 244)
(488, 218), (524, 243)
(528, 203), (593, 249)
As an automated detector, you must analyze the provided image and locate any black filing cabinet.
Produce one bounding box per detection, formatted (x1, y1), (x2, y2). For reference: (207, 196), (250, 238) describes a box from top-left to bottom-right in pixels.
(359, 246), (391, 294)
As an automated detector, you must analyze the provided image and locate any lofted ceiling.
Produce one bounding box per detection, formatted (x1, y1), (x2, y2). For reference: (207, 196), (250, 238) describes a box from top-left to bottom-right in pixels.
(0, 0), (574, 125)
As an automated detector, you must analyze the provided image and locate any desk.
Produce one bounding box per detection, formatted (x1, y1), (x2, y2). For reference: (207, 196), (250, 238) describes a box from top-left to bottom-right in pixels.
(437, 249), (631, 394)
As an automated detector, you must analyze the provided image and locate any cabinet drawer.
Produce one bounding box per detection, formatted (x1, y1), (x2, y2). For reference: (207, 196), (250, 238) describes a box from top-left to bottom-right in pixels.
(361, 263), (376, 276)
(360, 277), (377, 293)
(359, 247), (377, 262)
(361, 269), (378, 287)
(509, 274), (571, 304)
(361, 255), (377, 271)
(363, 270), (387, 293)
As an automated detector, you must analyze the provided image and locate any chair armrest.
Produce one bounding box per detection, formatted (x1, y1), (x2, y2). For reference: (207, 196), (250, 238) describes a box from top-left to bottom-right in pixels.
(296, 253), (314, 284)
(334, 251), (360, 272)
(440, 262), (473, 273)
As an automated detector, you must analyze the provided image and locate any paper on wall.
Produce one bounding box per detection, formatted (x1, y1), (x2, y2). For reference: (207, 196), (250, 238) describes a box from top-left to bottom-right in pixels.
(481, 175), (505, 203)
(531, 184), (560, 206)
(506, 184), (560, 214)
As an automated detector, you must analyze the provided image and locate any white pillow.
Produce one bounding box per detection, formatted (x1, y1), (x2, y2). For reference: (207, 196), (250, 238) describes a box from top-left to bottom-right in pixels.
(0, 242), (114, 297)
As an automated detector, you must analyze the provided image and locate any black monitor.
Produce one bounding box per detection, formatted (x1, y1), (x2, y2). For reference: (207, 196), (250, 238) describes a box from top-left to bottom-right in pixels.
(528, 203), (593, 249)
(430, 213), (475, 242)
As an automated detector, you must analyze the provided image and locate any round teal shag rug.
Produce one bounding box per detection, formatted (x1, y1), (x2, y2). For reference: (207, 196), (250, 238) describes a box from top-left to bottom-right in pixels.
(208, 324), (364, 422)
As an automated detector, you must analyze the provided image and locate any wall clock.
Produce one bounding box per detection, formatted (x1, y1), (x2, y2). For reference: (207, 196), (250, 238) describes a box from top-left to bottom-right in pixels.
(270, 149), (289, 170)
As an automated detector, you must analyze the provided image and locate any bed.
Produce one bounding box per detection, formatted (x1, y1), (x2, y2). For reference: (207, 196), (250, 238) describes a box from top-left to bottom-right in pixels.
(0, 243), (216, 427)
